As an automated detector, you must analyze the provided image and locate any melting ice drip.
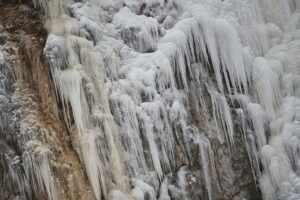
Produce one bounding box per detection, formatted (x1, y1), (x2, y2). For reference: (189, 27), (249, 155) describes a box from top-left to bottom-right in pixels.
(18, 0), (300, 199)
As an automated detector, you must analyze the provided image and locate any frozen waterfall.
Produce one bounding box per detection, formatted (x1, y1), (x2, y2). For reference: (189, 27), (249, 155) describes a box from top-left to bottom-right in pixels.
(0, 0), (300, 199)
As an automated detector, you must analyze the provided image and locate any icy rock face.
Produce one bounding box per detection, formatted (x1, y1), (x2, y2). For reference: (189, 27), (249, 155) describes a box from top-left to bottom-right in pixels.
(1, 0), (300, 200)
(0, 2), (94, 200)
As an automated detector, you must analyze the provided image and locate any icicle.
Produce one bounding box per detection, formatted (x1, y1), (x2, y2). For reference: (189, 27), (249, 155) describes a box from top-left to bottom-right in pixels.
(160, 12), (248, 94)
(158, 178), (171, 200)
(252, 57), (281, 119)
(189, 63), (208, 113)
(79, 133), (104, 200)
(32, 0), (65, 19)
(177, 166), (187, 198)
(247, 103), (268, 148)
(283, 122), (300, 169)
(210, 91), (235, 147)
(110, 93), (148, 176)
(235, 108), (258, 180)
(259, 133), (296, 200)
(188, 5), (248, 94)
(23, 143), (58, 200)
(198, 136), (213, 200)
(169, 100), (191, 158)
(136, 107), (163, 180)
(59, 68), (86, 133)
(260, 173), (276, 200)
(141, 101), (175, 171)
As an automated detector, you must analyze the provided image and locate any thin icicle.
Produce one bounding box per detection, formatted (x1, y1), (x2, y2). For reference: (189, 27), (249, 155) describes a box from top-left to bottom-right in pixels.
(210, 91), (235, 147)
(247, 103), (268, 148)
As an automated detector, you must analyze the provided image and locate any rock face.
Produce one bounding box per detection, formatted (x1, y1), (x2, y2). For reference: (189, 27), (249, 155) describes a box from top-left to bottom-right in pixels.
(0, 0), (299, 200)
(0, 1), (94, 199)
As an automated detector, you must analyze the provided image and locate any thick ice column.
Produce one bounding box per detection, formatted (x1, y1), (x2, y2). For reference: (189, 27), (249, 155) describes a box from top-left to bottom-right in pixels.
(252, 57), (281, 119)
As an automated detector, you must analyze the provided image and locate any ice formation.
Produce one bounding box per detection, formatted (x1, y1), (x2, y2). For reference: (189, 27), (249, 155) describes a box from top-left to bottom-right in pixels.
(0, 0), (300, 199)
